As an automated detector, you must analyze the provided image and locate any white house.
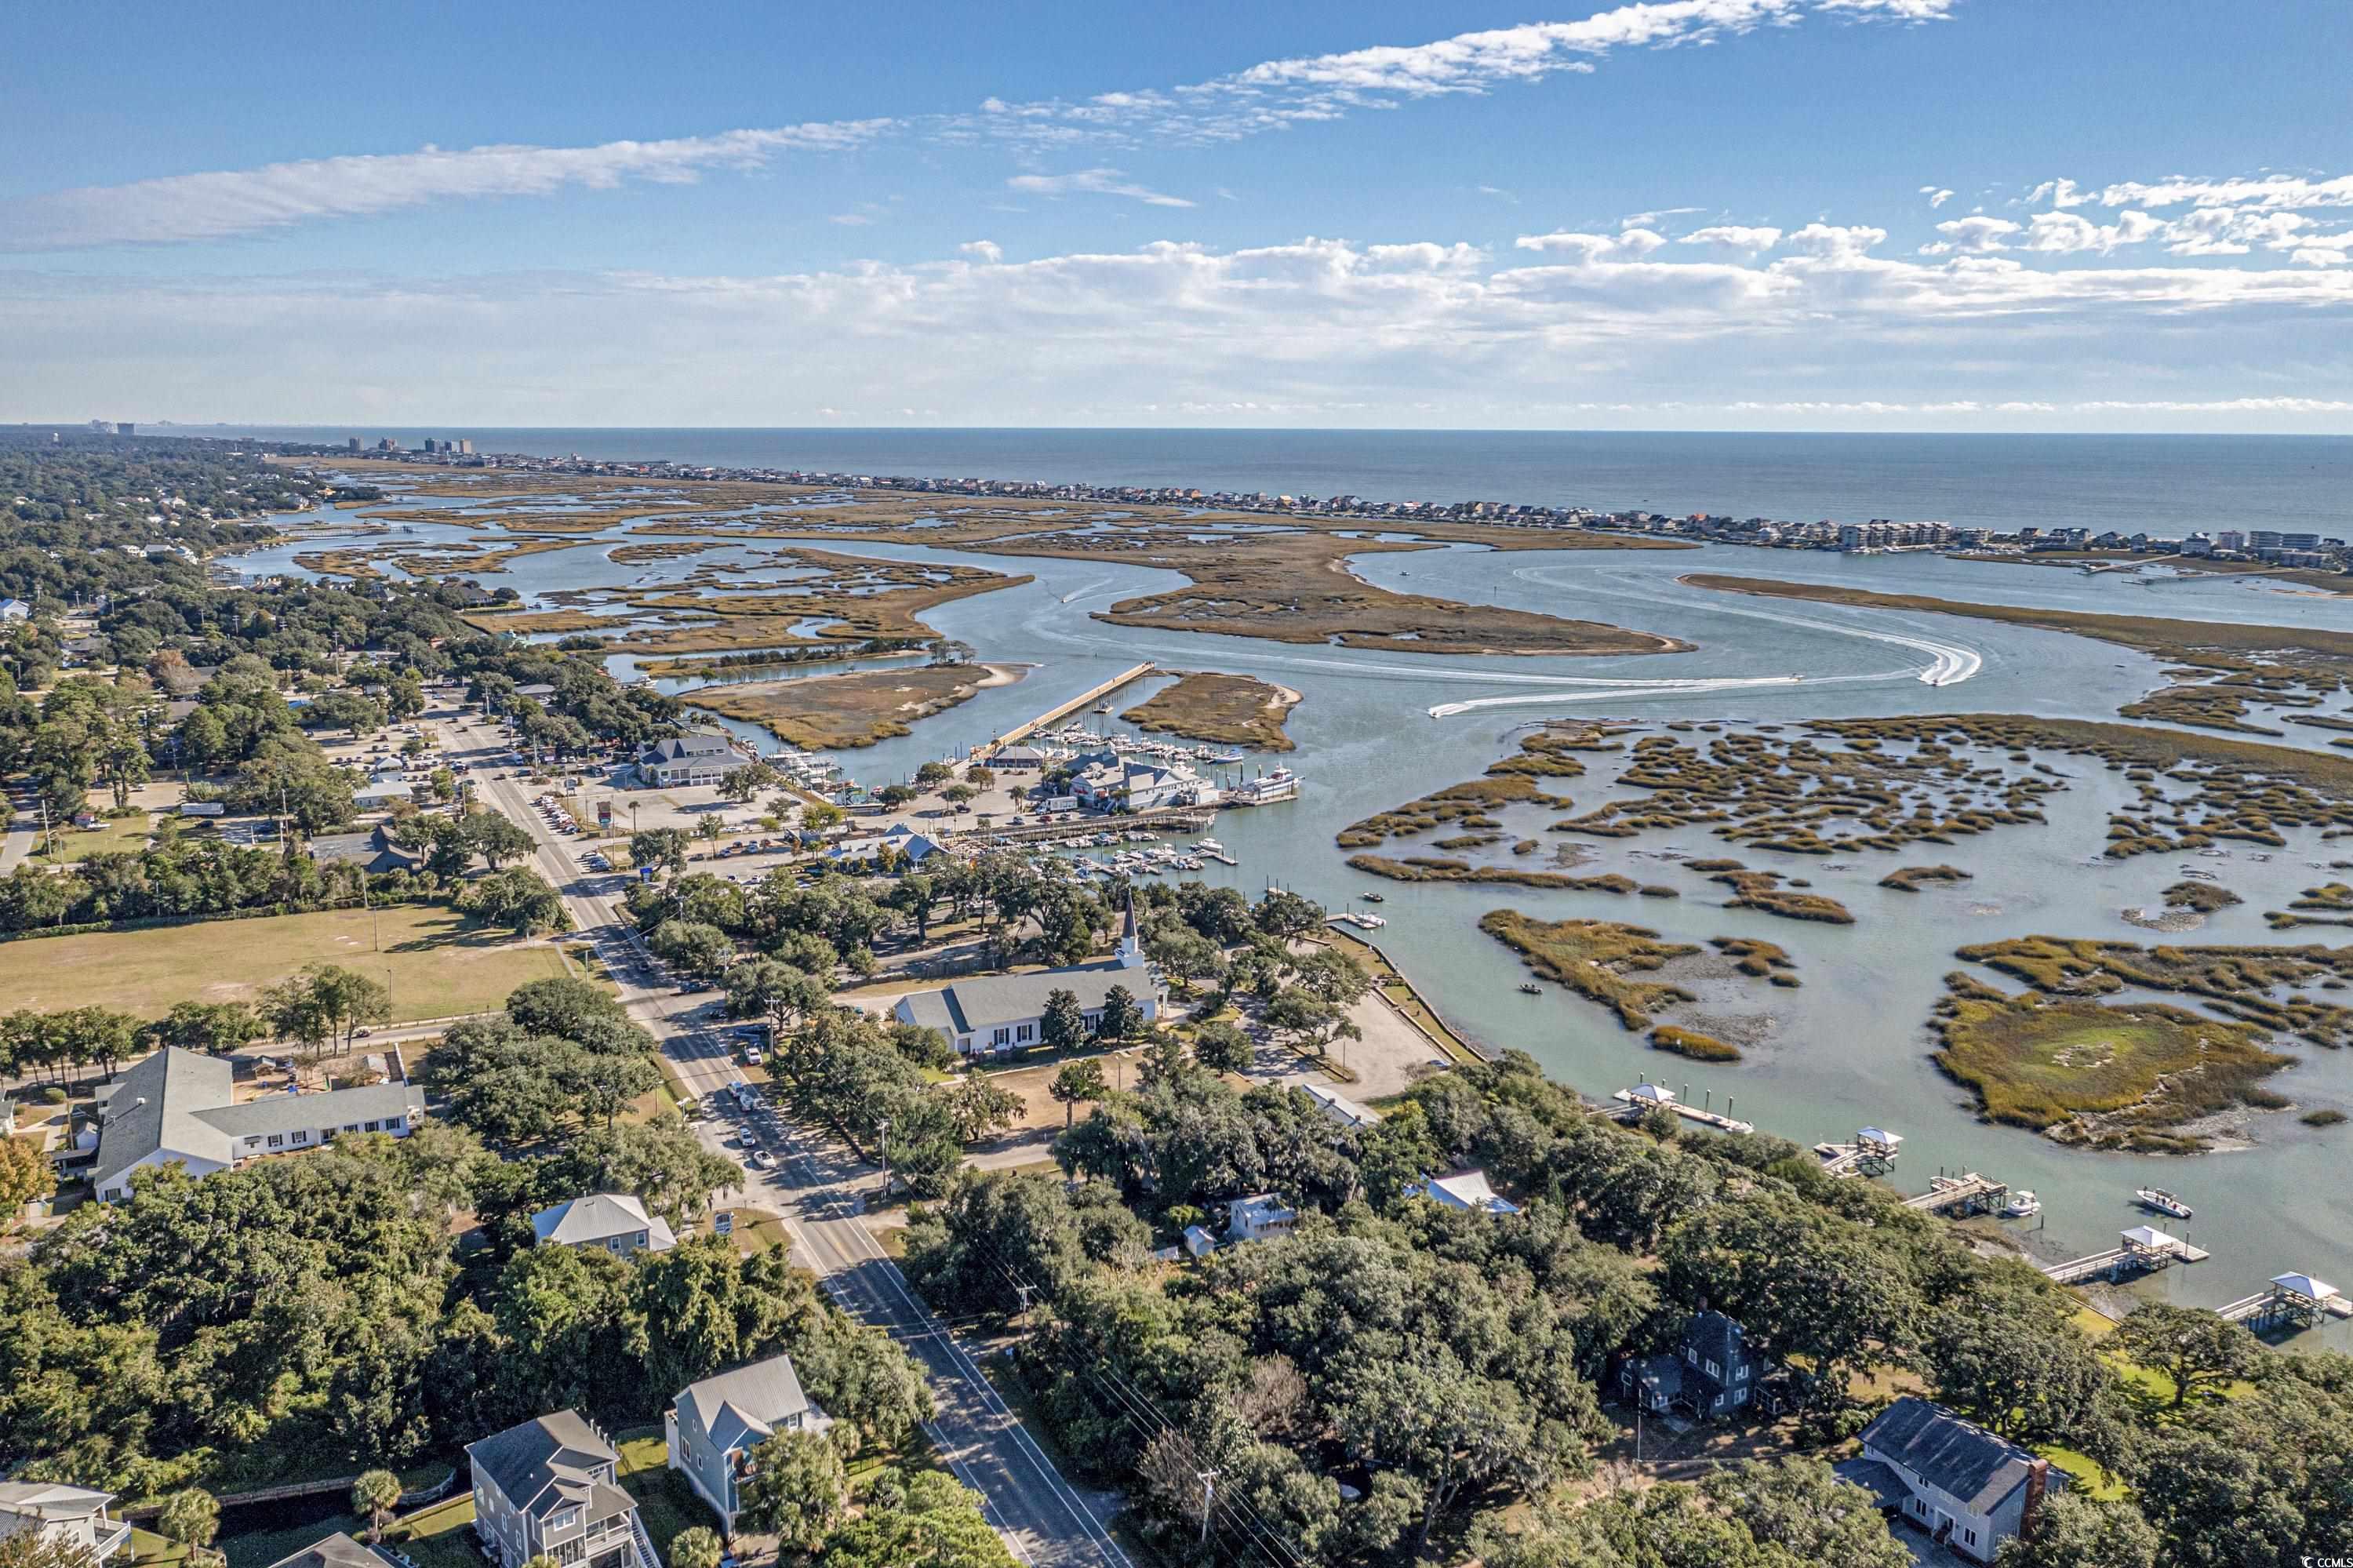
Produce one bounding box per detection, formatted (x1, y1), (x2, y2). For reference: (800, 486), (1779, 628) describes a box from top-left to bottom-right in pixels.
(264, 1533), (391, 1568)
(467, 1411), (651, 1568)
(1227, 1193), (1299, 1243)
(1301, 1083), (1379, 1130)
(1071, 758), (1201, 813)
(892, 900), (1161, 1057)
(634, 733), (752, 787)
(1835, 1396), (2064, 1563)
(90, 1048), (425, 1202)
(1411, 1170), (1520, 1215)
(531, 1193), (678, 1258)
(351, 779), (413, 809)
(0, 598), (31, 623)
(0, 1483), (132, 1564)
(827, 831), (943, 868)
(664, 1354), (832, 1534)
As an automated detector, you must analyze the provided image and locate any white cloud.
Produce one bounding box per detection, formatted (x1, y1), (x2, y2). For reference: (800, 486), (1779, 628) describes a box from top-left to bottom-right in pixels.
(1, 1), (1966, 250)
(2072, 398), (2353, 413)
(1513, 227), (1669, 263)
(1679, 224), (1783, 256)
(2162, 207), (2309, 256)
(2093, 174), (2353, 212)
(1919, 185), (1955, 208)
(959, 239), (1004, 263)
(2020, 209), (2164, 254)
(1918, 216), (2019, 255)
(1003, 167), (1195, 207)
(1621, 206), (1703, 231)
(1780, 222), (1889, 260)
(0, 122), (893, 249)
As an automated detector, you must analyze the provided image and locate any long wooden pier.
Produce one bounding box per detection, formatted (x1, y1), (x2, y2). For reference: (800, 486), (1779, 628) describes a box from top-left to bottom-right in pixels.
(976, 663), (1157, 758)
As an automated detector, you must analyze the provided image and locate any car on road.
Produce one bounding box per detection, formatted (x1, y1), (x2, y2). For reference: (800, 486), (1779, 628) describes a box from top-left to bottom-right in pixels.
(742, 1046), (763, 1066)
(748, 1149), (777, 1170)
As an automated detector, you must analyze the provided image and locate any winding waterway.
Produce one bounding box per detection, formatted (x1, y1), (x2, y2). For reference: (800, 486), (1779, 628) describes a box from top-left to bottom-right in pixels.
(241, 486), (2353, 1334)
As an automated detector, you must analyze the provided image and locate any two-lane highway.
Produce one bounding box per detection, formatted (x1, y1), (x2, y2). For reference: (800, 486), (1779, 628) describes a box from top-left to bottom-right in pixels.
(442, 708), (1131, 1567)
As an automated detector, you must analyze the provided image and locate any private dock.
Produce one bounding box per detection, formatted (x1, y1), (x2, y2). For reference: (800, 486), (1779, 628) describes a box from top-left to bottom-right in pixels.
(2040, 1226), (2211, 1286)
(2217, 1272), (2351, 1330)
(1901, 1171), (2010, 1216)
(977, 663), (1157, 758)
(1815, 1127), (1905, 1178)
(1612, 1081), (1755, 1135)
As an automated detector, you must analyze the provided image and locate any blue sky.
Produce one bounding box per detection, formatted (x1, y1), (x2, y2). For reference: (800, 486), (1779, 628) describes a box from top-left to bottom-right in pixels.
(5, 0), (2351, 431)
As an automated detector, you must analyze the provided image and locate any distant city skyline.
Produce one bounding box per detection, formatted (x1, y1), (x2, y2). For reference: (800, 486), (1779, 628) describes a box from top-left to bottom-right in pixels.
(5, 1), (2351, 431)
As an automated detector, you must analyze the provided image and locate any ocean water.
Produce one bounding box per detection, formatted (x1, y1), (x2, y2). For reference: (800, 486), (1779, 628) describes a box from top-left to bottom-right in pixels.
(195, 426), (2353, 536)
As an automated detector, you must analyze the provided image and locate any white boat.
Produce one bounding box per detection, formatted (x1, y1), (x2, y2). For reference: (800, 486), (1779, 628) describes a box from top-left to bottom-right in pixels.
(2002, 1190), (2041, 1219)
(2136, 1187), (2194, 1220)
(1195, 838), (1224, 853)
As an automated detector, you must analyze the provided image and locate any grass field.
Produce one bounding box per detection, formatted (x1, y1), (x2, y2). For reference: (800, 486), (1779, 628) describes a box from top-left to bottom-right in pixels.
(38, 814), (159, 863)
(0, 904), (569, 1020)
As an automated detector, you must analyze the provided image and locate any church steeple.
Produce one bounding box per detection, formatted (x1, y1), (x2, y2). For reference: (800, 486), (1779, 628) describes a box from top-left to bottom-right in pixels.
(1115, 889), (1144, 966)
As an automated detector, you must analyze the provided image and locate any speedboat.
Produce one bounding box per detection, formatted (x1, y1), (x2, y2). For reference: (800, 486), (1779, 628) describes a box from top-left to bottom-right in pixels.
(2002, 1190), (2041, 1219)
(2136, 1187), (2194, 1220)
(1518, 983), (1542, 996)
(1361, 892), (1385, 903)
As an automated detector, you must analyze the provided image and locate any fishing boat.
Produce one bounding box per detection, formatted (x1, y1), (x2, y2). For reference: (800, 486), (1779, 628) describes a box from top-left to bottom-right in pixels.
(1361, 892), (1385, 903)
(2136, 1187), (2194, 1220)
(1518, 983), (1543, 996)
(2002, 1189), (2041, 1219)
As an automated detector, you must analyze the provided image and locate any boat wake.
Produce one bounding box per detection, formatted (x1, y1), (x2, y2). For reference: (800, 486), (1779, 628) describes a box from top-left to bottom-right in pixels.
(1060, 577), (1116, 604)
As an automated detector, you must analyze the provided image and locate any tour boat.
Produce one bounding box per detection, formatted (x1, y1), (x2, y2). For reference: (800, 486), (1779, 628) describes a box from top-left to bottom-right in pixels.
(2002, 1190), (2041, 1219)
(2136, 1188), (2194, 1220)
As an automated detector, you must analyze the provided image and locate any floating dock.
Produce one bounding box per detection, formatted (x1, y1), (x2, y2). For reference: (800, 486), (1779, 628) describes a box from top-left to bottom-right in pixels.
(1901, 1171), (2010, 1216)
(2217, 1272), (2351, 1330)
(1613, 1082), (1754, 1135)
(2040, 1226), (2210, 1285)
(1815, 1127), (1904, 1178)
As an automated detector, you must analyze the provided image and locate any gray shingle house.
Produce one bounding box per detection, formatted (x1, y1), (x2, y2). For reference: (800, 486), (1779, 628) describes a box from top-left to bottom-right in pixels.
(91, 1048), (425, 1202)
(1617, 1308), (1771, 1421)
(263, 1533), (391, 1568)
(664, 1354), (833, 1534)
(531, 1193), (678, 1258)
(633, 733), (751, 787)
(891, 901), (1159, 1057)
(467, 1411), (653, 1568)
(1835, 1395), (2063, 1563)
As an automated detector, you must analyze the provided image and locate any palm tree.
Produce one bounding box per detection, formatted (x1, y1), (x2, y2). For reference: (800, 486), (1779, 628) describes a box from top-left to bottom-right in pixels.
(668, 1526), (723, 1568)
(156, 1490), (220, 1568)
(351, 1470), (402, 1545)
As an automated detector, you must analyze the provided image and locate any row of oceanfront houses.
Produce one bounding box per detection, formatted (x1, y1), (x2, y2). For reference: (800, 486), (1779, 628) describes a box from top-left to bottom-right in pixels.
(283, 439), (2353, 573)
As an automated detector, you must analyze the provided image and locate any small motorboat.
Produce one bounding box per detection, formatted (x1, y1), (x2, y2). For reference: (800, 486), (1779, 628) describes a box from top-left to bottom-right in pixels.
(1518, 983), (1543, 996)
(2002, 1190), (2041, 1219)
(1362, 892), (1385, 903)
(2136, 1187), (2194, 1220)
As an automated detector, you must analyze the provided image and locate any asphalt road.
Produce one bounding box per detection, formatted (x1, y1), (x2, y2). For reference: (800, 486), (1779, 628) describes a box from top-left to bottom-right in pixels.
(447, 710), (1133, 1568)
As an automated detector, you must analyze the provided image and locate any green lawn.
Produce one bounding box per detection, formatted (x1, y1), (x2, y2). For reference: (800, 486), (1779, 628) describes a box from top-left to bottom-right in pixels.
(0, 904), (569, 1021)
(39, 814), (159, 863)
(614, 1430), (718, 1559)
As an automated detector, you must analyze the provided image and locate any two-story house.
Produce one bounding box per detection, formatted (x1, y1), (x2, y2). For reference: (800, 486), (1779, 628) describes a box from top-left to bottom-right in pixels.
(1617, 1308), (1771, 1421)
(0, 1483), (132, 1563)
(664, 1354), (834, 1535)
(1227, 1193), (1299, 1243)
(467, 1411), (653, 1568)
(1835, 1395), (2063, 1564)
(531, 1193), (678, 1259)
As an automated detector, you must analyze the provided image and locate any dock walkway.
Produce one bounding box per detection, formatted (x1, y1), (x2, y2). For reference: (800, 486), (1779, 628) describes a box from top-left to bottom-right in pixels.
(977, 663), (1156, 758)
(1901, 1172), (2009, 1216)
(2041, 1228), (2210, 1285)
(1612, 1086), (1754, 1135)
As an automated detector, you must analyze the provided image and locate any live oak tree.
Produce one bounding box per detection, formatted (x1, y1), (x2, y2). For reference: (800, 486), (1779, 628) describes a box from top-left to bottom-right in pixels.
(2112, 1301), (2262, 1410)
(1190, 1020), (1255, 1075)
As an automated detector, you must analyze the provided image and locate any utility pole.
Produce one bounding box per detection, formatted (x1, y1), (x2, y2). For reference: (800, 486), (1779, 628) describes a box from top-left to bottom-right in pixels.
(1197, 1470), (1218, 1545)
(877, 1116), (890, 1197)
